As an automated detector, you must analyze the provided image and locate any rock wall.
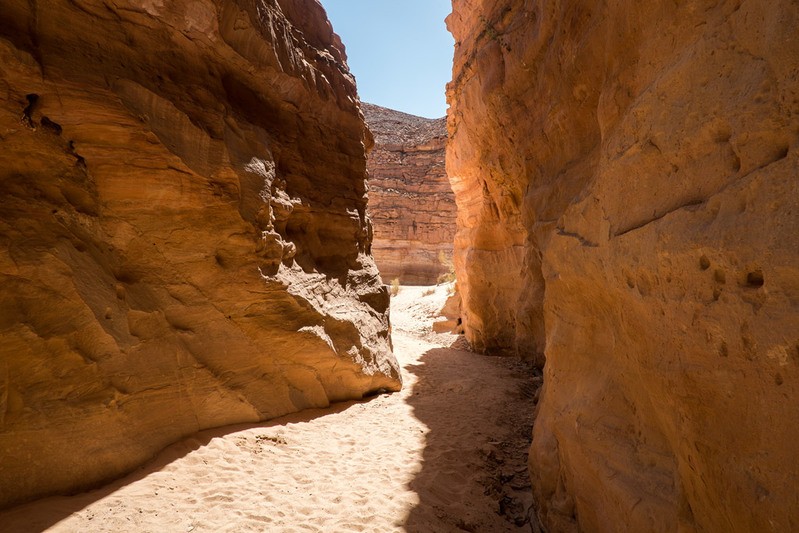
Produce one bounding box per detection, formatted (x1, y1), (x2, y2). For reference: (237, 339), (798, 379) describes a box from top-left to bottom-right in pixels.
(0, 0), (400, 508)
(447, 0), (799, 530)
(362, 103), (455, 285)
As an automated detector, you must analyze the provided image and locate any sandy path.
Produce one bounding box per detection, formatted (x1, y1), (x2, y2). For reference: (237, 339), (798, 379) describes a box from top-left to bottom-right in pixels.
(1, 285), (539, 532)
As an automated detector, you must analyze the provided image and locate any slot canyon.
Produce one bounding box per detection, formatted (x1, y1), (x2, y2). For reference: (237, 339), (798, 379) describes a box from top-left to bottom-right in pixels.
(0, 0), (797, 532)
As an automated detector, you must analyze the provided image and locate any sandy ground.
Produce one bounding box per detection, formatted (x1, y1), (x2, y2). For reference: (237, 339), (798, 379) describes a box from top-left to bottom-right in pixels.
(0, 284), (540, 532)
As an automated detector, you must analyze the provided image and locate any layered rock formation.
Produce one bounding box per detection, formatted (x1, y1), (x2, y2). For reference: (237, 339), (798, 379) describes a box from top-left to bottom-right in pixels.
(447, 0), (799, 530)
(0, 0), (400, 508)
(362, 103), (455, 285)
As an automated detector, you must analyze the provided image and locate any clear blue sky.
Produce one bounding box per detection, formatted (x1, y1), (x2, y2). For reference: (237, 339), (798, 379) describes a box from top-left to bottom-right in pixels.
(320, 0), (454, 119)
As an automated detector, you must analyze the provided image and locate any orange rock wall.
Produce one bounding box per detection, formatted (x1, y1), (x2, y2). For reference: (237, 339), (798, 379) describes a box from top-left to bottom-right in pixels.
(0, 0), (400, 508)
(363, 103), (455, 285)
(447, 0), (799, 530)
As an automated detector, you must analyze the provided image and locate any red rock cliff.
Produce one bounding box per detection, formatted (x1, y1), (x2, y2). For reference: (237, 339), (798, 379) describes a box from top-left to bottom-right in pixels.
(448, 0), (799, 530)
(0, 0), (400, 508)
(363, 103), (455, 285)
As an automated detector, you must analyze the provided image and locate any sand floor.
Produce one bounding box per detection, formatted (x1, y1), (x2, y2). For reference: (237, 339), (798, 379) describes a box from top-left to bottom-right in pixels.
(0, 284), (540, 532)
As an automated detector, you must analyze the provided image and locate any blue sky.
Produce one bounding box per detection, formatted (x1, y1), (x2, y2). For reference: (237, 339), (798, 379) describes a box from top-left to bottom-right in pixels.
(320, 0), (454, 119)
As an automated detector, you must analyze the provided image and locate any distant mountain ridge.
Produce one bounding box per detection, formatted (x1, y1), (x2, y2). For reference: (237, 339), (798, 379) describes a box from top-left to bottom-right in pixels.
(363, 102), (455, 285)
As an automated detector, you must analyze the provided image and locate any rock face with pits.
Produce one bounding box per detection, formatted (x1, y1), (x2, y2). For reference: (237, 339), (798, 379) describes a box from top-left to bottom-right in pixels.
(0, 0), (400, 508)
(447, 0), (799, 530)
(362, 103), (455, 285)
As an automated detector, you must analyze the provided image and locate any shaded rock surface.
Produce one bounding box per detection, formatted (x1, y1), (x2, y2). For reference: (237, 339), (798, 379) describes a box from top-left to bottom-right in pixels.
(447, 0), (799, 531)
(0, 0), (400, 508)
(363, 103), (455, 285)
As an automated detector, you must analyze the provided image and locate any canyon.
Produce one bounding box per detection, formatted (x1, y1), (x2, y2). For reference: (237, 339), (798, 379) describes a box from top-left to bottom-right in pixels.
(0, 0), (797, 531)
(447, 0), (799, 531)
(0, 0), (399, 508)
(363, 102), (455, 285)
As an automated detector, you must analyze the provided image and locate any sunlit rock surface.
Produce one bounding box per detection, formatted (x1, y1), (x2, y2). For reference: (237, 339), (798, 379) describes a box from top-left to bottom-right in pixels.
(0, 0), (400, 508)
(363, 103), (455, 285)
(447, 0), (799, 530)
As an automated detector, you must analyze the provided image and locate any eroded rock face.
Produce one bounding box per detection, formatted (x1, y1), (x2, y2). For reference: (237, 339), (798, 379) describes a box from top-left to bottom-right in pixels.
(0, 0), (400, 508)
(362, 103), (455, 285)
(448, 0), (799, 530)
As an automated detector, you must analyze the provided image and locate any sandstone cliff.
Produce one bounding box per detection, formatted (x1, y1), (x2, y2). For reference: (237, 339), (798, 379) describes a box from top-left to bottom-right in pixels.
(363, 103), (455, 285)
(0, 0), (400, 508)
(447, 0), (799, 530)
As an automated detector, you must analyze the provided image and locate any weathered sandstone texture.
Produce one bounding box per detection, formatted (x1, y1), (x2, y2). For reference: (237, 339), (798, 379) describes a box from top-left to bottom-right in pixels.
(432, 286), (463, 335)
(362, 103), (455, 285)
(0, 0), (400, 508)
(447, 0), (799, 530)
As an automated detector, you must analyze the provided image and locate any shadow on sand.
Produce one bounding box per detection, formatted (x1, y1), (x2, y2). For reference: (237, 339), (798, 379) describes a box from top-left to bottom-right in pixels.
(0, 399), (372, 533)
(402, 345), (540, 533)
(2, 338), (541, 533)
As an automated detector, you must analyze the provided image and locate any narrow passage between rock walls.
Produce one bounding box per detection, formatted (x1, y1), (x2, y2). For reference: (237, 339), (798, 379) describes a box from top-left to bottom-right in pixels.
(0, 284), (540, 533)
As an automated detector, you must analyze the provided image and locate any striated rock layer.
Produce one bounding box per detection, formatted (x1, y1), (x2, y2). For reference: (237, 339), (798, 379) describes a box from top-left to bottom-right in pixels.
(0, 0), (400, 508)
(362, 103), (455, 285)
(447, 0), (799, 530)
